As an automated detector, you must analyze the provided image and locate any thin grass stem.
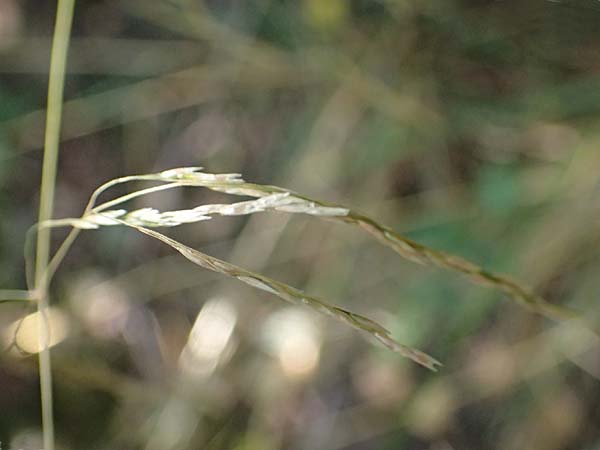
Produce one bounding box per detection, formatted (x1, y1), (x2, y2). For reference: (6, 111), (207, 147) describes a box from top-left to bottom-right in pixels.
(112, 218), (441, 370)
(33, 1), (76, 449)
(41, 176), (169, 293)
(91, 181), (181, 213)
(0, 290), (34, 302)
(24, 166), (579, 375)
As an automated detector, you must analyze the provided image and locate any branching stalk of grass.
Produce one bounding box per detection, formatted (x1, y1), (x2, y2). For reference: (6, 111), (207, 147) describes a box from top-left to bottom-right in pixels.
(29, 206), (442, 368)
(37, 180), (181, 292)
(25, 167), (578, 373)
(33, 1), (75, 449)
(28, 172), (441, 369)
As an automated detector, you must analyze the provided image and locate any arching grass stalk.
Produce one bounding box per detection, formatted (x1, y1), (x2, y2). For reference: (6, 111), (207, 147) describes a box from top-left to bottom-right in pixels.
(33, 1), (76, 449)
(27, 167), (578, 372)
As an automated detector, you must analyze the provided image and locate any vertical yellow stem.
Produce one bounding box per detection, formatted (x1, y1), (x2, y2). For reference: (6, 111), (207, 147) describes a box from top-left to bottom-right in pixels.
(35, 1), (75, 449)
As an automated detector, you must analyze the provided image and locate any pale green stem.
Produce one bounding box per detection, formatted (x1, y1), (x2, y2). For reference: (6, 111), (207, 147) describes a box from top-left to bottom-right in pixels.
(41, 180), (180, 290)
(91, 181), (180, 213)
(42, 175), (155, 286)
(0, 290), (33, 302)
(86, 174), (155, 210)
(34, 1), (75, 449)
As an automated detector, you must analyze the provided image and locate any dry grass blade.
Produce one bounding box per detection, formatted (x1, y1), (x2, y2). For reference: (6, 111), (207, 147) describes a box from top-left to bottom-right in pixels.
(113, 218), (441, 371)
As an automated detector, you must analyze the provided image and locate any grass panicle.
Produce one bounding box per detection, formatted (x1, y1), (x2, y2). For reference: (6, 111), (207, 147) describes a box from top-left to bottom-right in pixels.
(20, 167), (578, 372)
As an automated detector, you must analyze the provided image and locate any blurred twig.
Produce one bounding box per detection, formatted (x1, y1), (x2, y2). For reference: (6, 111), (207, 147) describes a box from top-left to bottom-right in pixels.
(0, 38), (205, 75)
(123, 0), (436, 120)
(4, 63), (314, 152)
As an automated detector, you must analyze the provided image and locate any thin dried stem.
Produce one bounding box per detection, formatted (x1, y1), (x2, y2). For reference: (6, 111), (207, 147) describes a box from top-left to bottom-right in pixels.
(114, 219), (441, 370)
(18, 166), (578, 374)
(339, 214), (578, 321)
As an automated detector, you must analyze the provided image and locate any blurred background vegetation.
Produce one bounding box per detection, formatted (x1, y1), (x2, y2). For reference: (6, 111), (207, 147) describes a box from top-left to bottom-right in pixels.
(1, 0), (600, 449)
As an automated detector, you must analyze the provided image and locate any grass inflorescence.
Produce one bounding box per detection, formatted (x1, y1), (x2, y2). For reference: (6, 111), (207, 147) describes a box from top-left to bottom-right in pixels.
(17, 167), (578, 373)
